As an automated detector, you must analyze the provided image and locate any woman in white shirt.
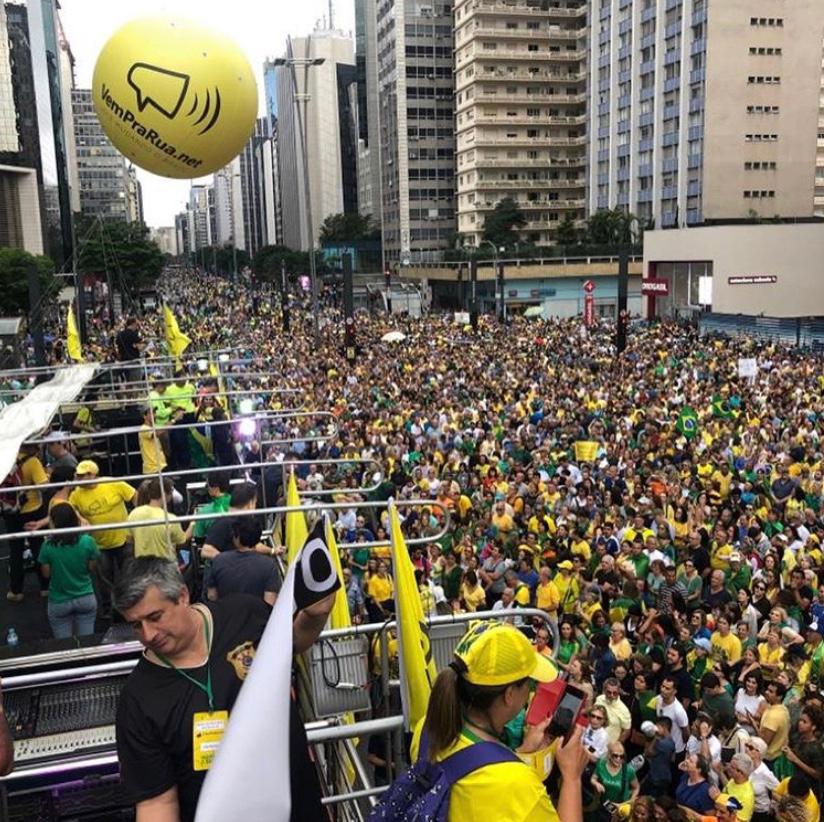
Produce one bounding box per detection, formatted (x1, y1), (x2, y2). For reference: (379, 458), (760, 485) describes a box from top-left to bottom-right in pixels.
(744, 736), (779, 820)
(735, 672), (766, 733)
(581, 707), (610, 763)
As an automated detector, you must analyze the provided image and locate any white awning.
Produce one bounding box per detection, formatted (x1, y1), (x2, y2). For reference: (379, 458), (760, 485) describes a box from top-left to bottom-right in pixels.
(0, 364), (98, 482)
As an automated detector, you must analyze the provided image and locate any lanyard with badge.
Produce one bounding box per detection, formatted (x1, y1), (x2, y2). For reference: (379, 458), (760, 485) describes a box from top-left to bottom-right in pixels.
(155, 608), (229, 772)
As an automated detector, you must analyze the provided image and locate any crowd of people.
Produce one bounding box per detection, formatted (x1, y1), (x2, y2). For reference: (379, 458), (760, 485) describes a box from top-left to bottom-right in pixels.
(2, 267), (824, 821)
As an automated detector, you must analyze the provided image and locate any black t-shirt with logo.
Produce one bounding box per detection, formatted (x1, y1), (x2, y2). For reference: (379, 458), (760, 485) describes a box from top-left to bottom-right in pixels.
(115, 595), (324, 822)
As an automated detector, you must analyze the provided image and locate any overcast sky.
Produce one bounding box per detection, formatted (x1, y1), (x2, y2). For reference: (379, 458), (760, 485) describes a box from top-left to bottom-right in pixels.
(60, 0), (355, 229)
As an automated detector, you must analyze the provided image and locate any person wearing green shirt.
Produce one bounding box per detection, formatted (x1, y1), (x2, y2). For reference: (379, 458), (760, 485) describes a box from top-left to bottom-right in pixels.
(148, 378), (172, 426)
(164, 371), (196, 415)
(192, 473), (232, 540)
(807, 622), (824, 688)
(442, 552), (463, 602)
(726, 554), (751, 592)
(38, 503), (100, 639)
(591, 742), (639, 805)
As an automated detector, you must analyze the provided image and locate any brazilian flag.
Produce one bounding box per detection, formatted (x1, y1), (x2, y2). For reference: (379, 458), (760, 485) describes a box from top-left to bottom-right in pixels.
(712, 395), (733, 419)
(676, 406), (699, 439)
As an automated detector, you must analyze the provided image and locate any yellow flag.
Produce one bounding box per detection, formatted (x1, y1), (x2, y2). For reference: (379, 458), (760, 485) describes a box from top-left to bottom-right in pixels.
(388, 502), (436, 729)
(163, 304), (191, 358)
(66, 306), (82, 362)
(574, 440), (599, 462)
(285, 471), (308, 565)
(326, 518), (351, 630)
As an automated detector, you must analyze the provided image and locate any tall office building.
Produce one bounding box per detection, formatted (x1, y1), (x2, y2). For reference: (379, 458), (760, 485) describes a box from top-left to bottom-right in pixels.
(454, 0), (587, 248)
(174, 211), (190, 257)
(212, 157), (245, 249)
(187, 184), (212, 251)
(0, 1), (75, 262)
(588, 0), (824, 227)
(126, 165), (143, 224)
(375, 0), (456, 263)
(276, 26), (357, 251)
(239, 117), (280, 256)
(151, 226), (177, 256)
(262, 61), (283, 245)
(72, 89), (131, 221)
(354, 0), (382, 219)
(57, 12), (79, 215)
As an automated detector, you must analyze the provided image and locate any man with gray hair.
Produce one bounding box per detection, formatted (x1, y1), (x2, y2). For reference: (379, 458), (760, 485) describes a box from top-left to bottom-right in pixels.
(744, 736), (779, 822)
(713, 751), (755, 821)
(114, 557), (333, 822)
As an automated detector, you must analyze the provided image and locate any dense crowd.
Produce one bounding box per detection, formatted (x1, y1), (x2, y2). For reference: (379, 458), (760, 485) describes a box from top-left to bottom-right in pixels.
(4, 269), (824, 821)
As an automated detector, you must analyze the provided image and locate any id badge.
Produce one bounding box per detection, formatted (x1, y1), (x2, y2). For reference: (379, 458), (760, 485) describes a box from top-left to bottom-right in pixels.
(192, 710), (229, 771)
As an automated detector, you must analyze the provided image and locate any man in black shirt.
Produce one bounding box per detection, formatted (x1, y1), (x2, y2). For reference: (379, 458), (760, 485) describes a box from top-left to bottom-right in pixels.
(116, 317), (144, 383)
(663, 643), (695, 712)
(114, 557), (333, 822)
(207, 519), (280, 605)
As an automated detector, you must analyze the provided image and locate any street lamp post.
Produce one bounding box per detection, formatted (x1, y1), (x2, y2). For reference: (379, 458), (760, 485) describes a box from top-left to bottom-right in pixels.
(481, 240), (506, 322)
(270, 45), (325, 345)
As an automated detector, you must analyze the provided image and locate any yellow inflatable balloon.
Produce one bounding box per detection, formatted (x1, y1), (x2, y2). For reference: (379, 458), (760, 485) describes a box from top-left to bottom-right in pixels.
(92, 17), (257, 178)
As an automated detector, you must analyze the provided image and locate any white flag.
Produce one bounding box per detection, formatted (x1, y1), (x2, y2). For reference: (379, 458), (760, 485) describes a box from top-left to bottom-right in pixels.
(195, 518), (340, 821)
(195, 563), (296, 822)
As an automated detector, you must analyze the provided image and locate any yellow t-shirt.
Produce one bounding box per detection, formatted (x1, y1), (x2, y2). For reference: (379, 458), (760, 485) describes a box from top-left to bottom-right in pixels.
(725, 778), (755, 822)
(69, 480), (136, 550)
(461, 582), (486, 612)
(513, 584), (531, 607)
(711, 631), (742, 664)
(19, 456), (48, 514)
(128, 505), (186, 560)
(760, 703), (790, 761)
(774, 778), (820, 822)
(410, 723), (558, 822)
(139, 427), (167, 474)
(366, 574), (394, 602)
(536, 580), (560, 613)
(756, 643), (785, 677)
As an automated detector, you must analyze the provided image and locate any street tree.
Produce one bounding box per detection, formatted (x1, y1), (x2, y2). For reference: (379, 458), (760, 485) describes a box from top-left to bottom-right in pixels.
(319, 213), (380, 245)
(482, 197), (527, 249)
(0, 248), (55, 315)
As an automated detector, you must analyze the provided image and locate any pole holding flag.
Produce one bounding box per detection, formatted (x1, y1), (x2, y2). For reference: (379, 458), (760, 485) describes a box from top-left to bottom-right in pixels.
(285, 471), (308, 565)
(66, 305), (83, 362)
(388, 501), (436, 729)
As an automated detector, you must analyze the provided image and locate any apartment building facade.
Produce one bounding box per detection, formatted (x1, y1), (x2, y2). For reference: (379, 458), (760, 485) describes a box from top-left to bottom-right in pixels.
(589, 0), (823, 227)
(454, 0), (588, 248)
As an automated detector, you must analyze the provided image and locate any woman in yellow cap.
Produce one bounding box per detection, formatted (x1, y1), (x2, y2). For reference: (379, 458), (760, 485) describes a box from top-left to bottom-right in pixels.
(412, 621), (589, 821)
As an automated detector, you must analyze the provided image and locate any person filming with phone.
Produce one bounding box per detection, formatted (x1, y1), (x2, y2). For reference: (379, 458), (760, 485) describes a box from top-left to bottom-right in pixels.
(395, 622), (589, 822)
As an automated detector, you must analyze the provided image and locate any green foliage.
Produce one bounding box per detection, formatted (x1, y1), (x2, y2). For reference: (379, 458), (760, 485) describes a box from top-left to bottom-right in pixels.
(554, 215), (579, 248)
(319, 212), (380, 245)
(75, 217), (164, 294)
(482, 197), (527, 249)
(582, 208), (639, 247)
(0, 247), (55, 315)
(252, 245), (326, 282)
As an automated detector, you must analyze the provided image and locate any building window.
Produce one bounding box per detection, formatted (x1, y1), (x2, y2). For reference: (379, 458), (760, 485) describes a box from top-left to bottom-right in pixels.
(743, 190), (775, 198)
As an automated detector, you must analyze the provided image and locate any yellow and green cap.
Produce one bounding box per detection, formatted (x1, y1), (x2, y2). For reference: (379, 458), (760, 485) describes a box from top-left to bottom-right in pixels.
(454, 622), (557, 687)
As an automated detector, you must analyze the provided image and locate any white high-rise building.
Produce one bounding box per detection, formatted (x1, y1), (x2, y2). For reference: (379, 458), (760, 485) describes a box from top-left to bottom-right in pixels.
(213, 158), (245, 249)
(187, 184), (212, 251)
(275, 26), (356, 251)
(454, 0), (588, 247)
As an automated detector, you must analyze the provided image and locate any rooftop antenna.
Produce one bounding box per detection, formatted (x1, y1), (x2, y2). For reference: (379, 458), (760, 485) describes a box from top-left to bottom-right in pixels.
(329, 0), (334, 29)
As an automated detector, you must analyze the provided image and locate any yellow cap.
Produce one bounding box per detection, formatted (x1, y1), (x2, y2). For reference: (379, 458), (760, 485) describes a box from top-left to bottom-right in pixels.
(715, 794), (743, 813)
(454, 623), (557, 687)
(557, 560), (574, 570)
(75, 459), (99, 476)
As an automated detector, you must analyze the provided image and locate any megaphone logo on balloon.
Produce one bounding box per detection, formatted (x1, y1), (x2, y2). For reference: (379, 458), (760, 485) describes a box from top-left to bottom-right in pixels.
(127, 63), (222, 136)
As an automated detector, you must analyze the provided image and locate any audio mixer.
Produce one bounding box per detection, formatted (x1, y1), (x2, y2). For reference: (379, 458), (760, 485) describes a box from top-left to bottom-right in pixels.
(3, 676), (128, 764)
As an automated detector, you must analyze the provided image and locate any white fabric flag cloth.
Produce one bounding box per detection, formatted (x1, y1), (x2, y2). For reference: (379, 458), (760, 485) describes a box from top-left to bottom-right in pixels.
(195, 562), (296, 822)
(0, 364), (97, 482)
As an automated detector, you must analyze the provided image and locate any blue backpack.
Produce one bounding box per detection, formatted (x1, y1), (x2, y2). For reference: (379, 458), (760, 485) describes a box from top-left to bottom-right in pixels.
(367, 732), (519, 821)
